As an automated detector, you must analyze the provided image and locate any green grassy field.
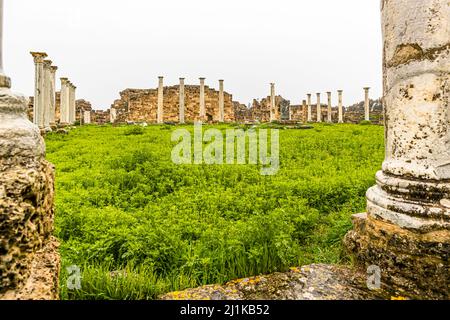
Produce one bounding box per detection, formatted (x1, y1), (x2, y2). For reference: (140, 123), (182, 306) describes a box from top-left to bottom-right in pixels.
(45, 123), (384, 300)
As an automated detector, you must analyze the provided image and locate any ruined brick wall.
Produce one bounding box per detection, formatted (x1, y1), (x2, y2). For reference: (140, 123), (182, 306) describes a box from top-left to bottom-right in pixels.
(344, 99), (383, 124)
(111, 85), (236, 124)
(92, 109), (110, 125)
(55, 92), (60, 124)
(76, 99), (93, 124)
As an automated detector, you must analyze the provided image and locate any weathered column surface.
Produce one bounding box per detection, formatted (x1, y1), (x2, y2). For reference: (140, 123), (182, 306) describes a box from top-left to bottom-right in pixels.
(67, 83), (73, 124)
(316, 93), (321, 123)
(157, 76), (163, 124)
(199, 78), (206, 121)
(59, 78), (69, 124)
(179, 78), (185, 124)
(270, 83), (275, 122)
(42, 60), (52, 132)
(219, 79), (224, 123)
(83, 110), (91, 124)
(49, 66), (57, 128)
(337, 90), (343, 123)
(0, 0), (59, 300)
(364, 87), (370, 121)
(30, 52), (47, 129)
(70, 84), (76, 124)
(307, 93), (312, 122)
(345, 0), (450, 299)
(326, 91), (332, 123)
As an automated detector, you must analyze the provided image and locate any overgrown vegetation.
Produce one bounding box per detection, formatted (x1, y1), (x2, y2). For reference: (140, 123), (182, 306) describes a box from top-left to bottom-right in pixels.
(45, 123), (384, 300)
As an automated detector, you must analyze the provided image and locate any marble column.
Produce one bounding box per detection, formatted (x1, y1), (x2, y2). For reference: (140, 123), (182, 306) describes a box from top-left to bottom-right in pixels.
(316, 93), (321, 123)
(337, 90), (343, 123)
(49, 66), (57, 127)
(270, 83), (275, 122)
(364, 87), (370, 121)
(30, 52), (48, 129)
(68, 82), (75, 124)
(199, 77), (206, 121)
(307, 93), (312, 122)
(59, 78), (69, 124)
(42, 60), (52, 132)
(345, 0), (450, 299)
(157, 76), (164, 124)
(110, 107), (117, 124)
(219, 79), (224, 123)
(179, 78), (185, 124)
(326, 91), (332, 123)
(83, 110), (91, 124)
(0, 0), (58, 299)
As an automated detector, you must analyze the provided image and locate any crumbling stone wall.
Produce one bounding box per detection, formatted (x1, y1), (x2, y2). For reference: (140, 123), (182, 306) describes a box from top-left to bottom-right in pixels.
(111, 84), (236, 124)
(75, 99), (93, 124)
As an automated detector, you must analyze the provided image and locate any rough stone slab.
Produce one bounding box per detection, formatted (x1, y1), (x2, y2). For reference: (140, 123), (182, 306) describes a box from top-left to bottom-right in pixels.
(160, 264), (389, 300)
(0, 237), (60, 300)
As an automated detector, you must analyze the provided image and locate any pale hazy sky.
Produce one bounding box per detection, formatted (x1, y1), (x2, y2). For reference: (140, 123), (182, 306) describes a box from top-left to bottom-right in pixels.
(5, 0), (382, 110)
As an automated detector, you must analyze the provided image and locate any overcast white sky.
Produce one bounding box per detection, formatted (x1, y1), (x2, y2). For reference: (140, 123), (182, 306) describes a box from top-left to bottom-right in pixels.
(5, 0), (382, 110)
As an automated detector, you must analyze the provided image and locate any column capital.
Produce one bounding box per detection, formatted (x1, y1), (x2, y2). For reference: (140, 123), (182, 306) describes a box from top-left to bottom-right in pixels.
(179, 77), (185, 81)
(43, 60), (52, 68)
(158, 76), (164, 80)
(307, 93), (312, 97)
(51, 66), (58, 73)
(316, 92), (321, 96)
(327, 91), (332, 95)
(30, 52), (48, 64)
(60, 77), (69, 84)
(364, 87), (371, 91)
(337, 90), (343, 93)
(199, 77), (206, 81)
(219, 79), (224, 83)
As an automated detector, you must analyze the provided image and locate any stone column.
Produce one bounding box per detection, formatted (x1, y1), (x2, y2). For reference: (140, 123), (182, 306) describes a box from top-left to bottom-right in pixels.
(68, 82), (74, 124)
(30, 52), (47, 129)
(326, 91), (332, 123)
(270, 83), (275, 122)
(42, 60), (52, 132)
(199, 77), (206, 121)
(316, 93), (321, 123)
(307, 93), (312, 122)
(179, 78), (185, 124)
(110, 107), (117, 124)
(337, 90), (343, 123)
(345, 0), (450, 299)
(157, 76), (164, 124)
(84, 110), (91, 124)
(0, 0), (59, 300)
(219, 79), (224, 123)
(364, 87), (370, 121)
(49, 66), (57, 128)
(59, 78), (69, 124)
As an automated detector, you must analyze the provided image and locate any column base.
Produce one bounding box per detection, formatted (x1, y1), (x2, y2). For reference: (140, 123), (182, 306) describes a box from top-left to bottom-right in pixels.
(344, 171), (450, 299)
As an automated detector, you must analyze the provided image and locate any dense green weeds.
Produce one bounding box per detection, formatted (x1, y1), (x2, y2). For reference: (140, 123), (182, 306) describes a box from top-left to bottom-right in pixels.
(45, 123), (384, 300)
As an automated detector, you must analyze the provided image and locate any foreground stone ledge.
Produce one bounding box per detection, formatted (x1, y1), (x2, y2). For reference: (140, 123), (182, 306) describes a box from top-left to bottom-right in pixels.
(160, 264), (389, 300)
(0, 237), (60, 300)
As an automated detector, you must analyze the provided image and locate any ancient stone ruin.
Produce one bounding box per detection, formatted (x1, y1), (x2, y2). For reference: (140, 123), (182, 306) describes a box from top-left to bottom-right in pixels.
(162, 0), (450, 300)
(0, 0), (59, 300)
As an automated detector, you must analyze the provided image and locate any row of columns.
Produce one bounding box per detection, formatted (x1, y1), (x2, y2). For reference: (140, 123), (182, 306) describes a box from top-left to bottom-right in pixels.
(301, 88), (370, 123)
(268, 85), (370, 124)
(59, 77), (76, 125)
(31, 52), (77, 130)
(157, 77), (226, 124)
